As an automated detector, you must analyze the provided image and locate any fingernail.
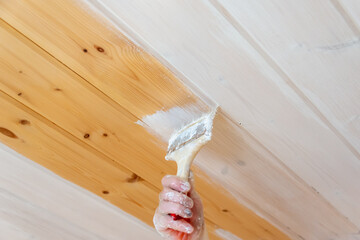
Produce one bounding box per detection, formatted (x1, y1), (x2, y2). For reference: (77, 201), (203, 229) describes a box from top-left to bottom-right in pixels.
(186, 199), (194, 208)
(185, 225), (194, 234)
(184, 208), (192, 217)
(180, 182), (190, 192)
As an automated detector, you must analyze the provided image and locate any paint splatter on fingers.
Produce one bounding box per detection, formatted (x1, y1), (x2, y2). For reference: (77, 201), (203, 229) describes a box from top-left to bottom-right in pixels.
(160, 188), (194, 208)
(162, 175), (191, 193)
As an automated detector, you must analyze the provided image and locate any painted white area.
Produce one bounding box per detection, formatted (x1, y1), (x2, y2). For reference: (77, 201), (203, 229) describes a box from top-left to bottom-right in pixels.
(83, 1), (360, 239)
(166, 108), (217, 155)
(215, 228), (243, 240)
(85, 0), (360, 238)
(136, 105), (212, 142)
(0, 143), (160, 240)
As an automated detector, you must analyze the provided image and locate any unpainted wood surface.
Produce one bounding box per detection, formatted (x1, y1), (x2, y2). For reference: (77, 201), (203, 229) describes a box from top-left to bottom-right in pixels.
(0, 20), (224, 240)
(0, 143), (161, 240)
(0, 1), (290, 239)
(1, 0), (360, 239)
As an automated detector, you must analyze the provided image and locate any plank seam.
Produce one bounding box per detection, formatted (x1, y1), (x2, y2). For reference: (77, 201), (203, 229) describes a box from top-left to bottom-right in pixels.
(330, 0), (360, 36)
(0, 19), (164, 188)
(86, 0), (217, 109)
(76, 2), (356, 238)
(0, 87), (237, 237)
(0, 20), (241, 236)
(0, 19), (144, 125)
(220, 112), (359, 239)
(0, 19), (157, 187)
(208, 0), (360, 163)
(0, 88), (146, 189)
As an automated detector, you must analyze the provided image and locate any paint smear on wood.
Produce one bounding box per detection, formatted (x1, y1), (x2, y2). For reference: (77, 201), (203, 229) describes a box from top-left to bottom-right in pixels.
(135, 104), (216, 143)
(216, 228), (243, 240)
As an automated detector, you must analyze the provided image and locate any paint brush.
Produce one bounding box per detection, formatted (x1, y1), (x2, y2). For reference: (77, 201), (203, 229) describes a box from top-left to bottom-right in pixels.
(165, 109), (217, 220)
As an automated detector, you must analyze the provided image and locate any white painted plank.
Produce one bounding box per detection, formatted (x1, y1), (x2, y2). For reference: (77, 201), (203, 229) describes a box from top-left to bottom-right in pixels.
(213, 0), (360, 163)
(198, 113), (358, 240)
(0, 143), (160, 240)
(86, 0), (360, 238)
(0, 189), (104, 240)
(0, 219), (33, 240)
(210, 0), (360, 226)
(337, 0), (360, 32)
(215, 228), (243, 240)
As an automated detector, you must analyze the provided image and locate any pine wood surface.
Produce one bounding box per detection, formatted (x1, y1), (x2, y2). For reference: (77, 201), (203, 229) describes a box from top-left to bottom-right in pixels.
(1, 0), (359, 239)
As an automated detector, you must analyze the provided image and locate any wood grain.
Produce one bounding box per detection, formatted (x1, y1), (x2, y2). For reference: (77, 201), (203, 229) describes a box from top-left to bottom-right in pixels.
(0, 0), (212, 117)
(0, 77), (157, 225)
(0, 79), (229, 239)
(335, 0), (360, 36)
(3, 0), (358, 239)
(197, 111), (358, 240)
(87, 0), (360, 239)
(0, 144), (160, 240)
(211, 0), (360, 228)
(0, 3), (289, 240)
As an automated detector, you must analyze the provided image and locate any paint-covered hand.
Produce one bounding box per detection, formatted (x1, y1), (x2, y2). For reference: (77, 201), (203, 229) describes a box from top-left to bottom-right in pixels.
(153, 174), (205, 240)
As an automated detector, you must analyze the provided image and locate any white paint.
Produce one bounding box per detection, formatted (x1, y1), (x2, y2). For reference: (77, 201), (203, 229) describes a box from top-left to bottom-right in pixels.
(135, 105), (211, 142)
(166, 108), (217, 154)
(215, 228), (243, 240)
(0, 143), (161, 240)
(86, 1), (360, 239)
(19, 0), (359, 239)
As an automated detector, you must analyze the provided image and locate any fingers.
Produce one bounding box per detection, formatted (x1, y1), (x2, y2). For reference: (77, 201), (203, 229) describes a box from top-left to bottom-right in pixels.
(154, 175), (202, 238)
(154, 213), (194, 234)
(158, 201), (193, 218)
(162, 175), (191, 193)
(160, 188), (194, 208)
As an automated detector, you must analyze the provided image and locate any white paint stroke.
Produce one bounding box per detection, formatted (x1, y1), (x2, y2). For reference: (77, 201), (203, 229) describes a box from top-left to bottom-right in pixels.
(215, 228), (243, 240)
(84, 0), (218, 110)
(135, 105), (212, 142)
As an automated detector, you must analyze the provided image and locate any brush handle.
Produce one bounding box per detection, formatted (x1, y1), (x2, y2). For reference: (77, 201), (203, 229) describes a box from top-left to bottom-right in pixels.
(167, 136), (208, 181)
(166, 136), (209, 221)
(171, 157), (194, 222)
(176, 154), (197, 181)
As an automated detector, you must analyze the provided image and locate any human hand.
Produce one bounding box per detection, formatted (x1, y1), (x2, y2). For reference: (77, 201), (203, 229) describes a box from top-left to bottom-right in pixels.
(153, 174), (204, 240)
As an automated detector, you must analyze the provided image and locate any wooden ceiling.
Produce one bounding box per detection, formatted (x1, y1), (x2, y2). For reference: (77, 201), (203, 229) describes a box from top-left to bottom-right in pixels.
(0, 143), (161, 240)
(1, 0), (360, 239)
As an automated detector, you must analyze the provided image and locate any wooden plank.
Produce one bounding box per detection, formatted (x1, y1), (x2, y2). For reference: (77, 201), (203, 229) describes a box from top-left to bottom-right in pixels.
(0, 91), (253, 240)
(0, 191), (108, 240)
(0, 0), (212, 118)
(0, 83), (157, 226)
(0, 143), (161, 240)
(85, 0), (360, 239)
(0, 18), (171, 188)
(198, 112), (358, 240)
(0, 219), (33, 240)
(209, 0), (360, 227)
(0, 8), (288, 240)
(335, 0), (360, 35)
(212, 0), (360, 154)
(0, 18), (222, 240)
(0, 20), (225, 239)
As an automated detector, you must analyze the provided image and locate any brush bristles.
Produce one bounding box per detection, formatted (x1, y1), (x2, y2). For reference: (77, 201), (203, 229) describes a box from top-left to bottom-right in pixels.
(166, 110), (216, 155)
